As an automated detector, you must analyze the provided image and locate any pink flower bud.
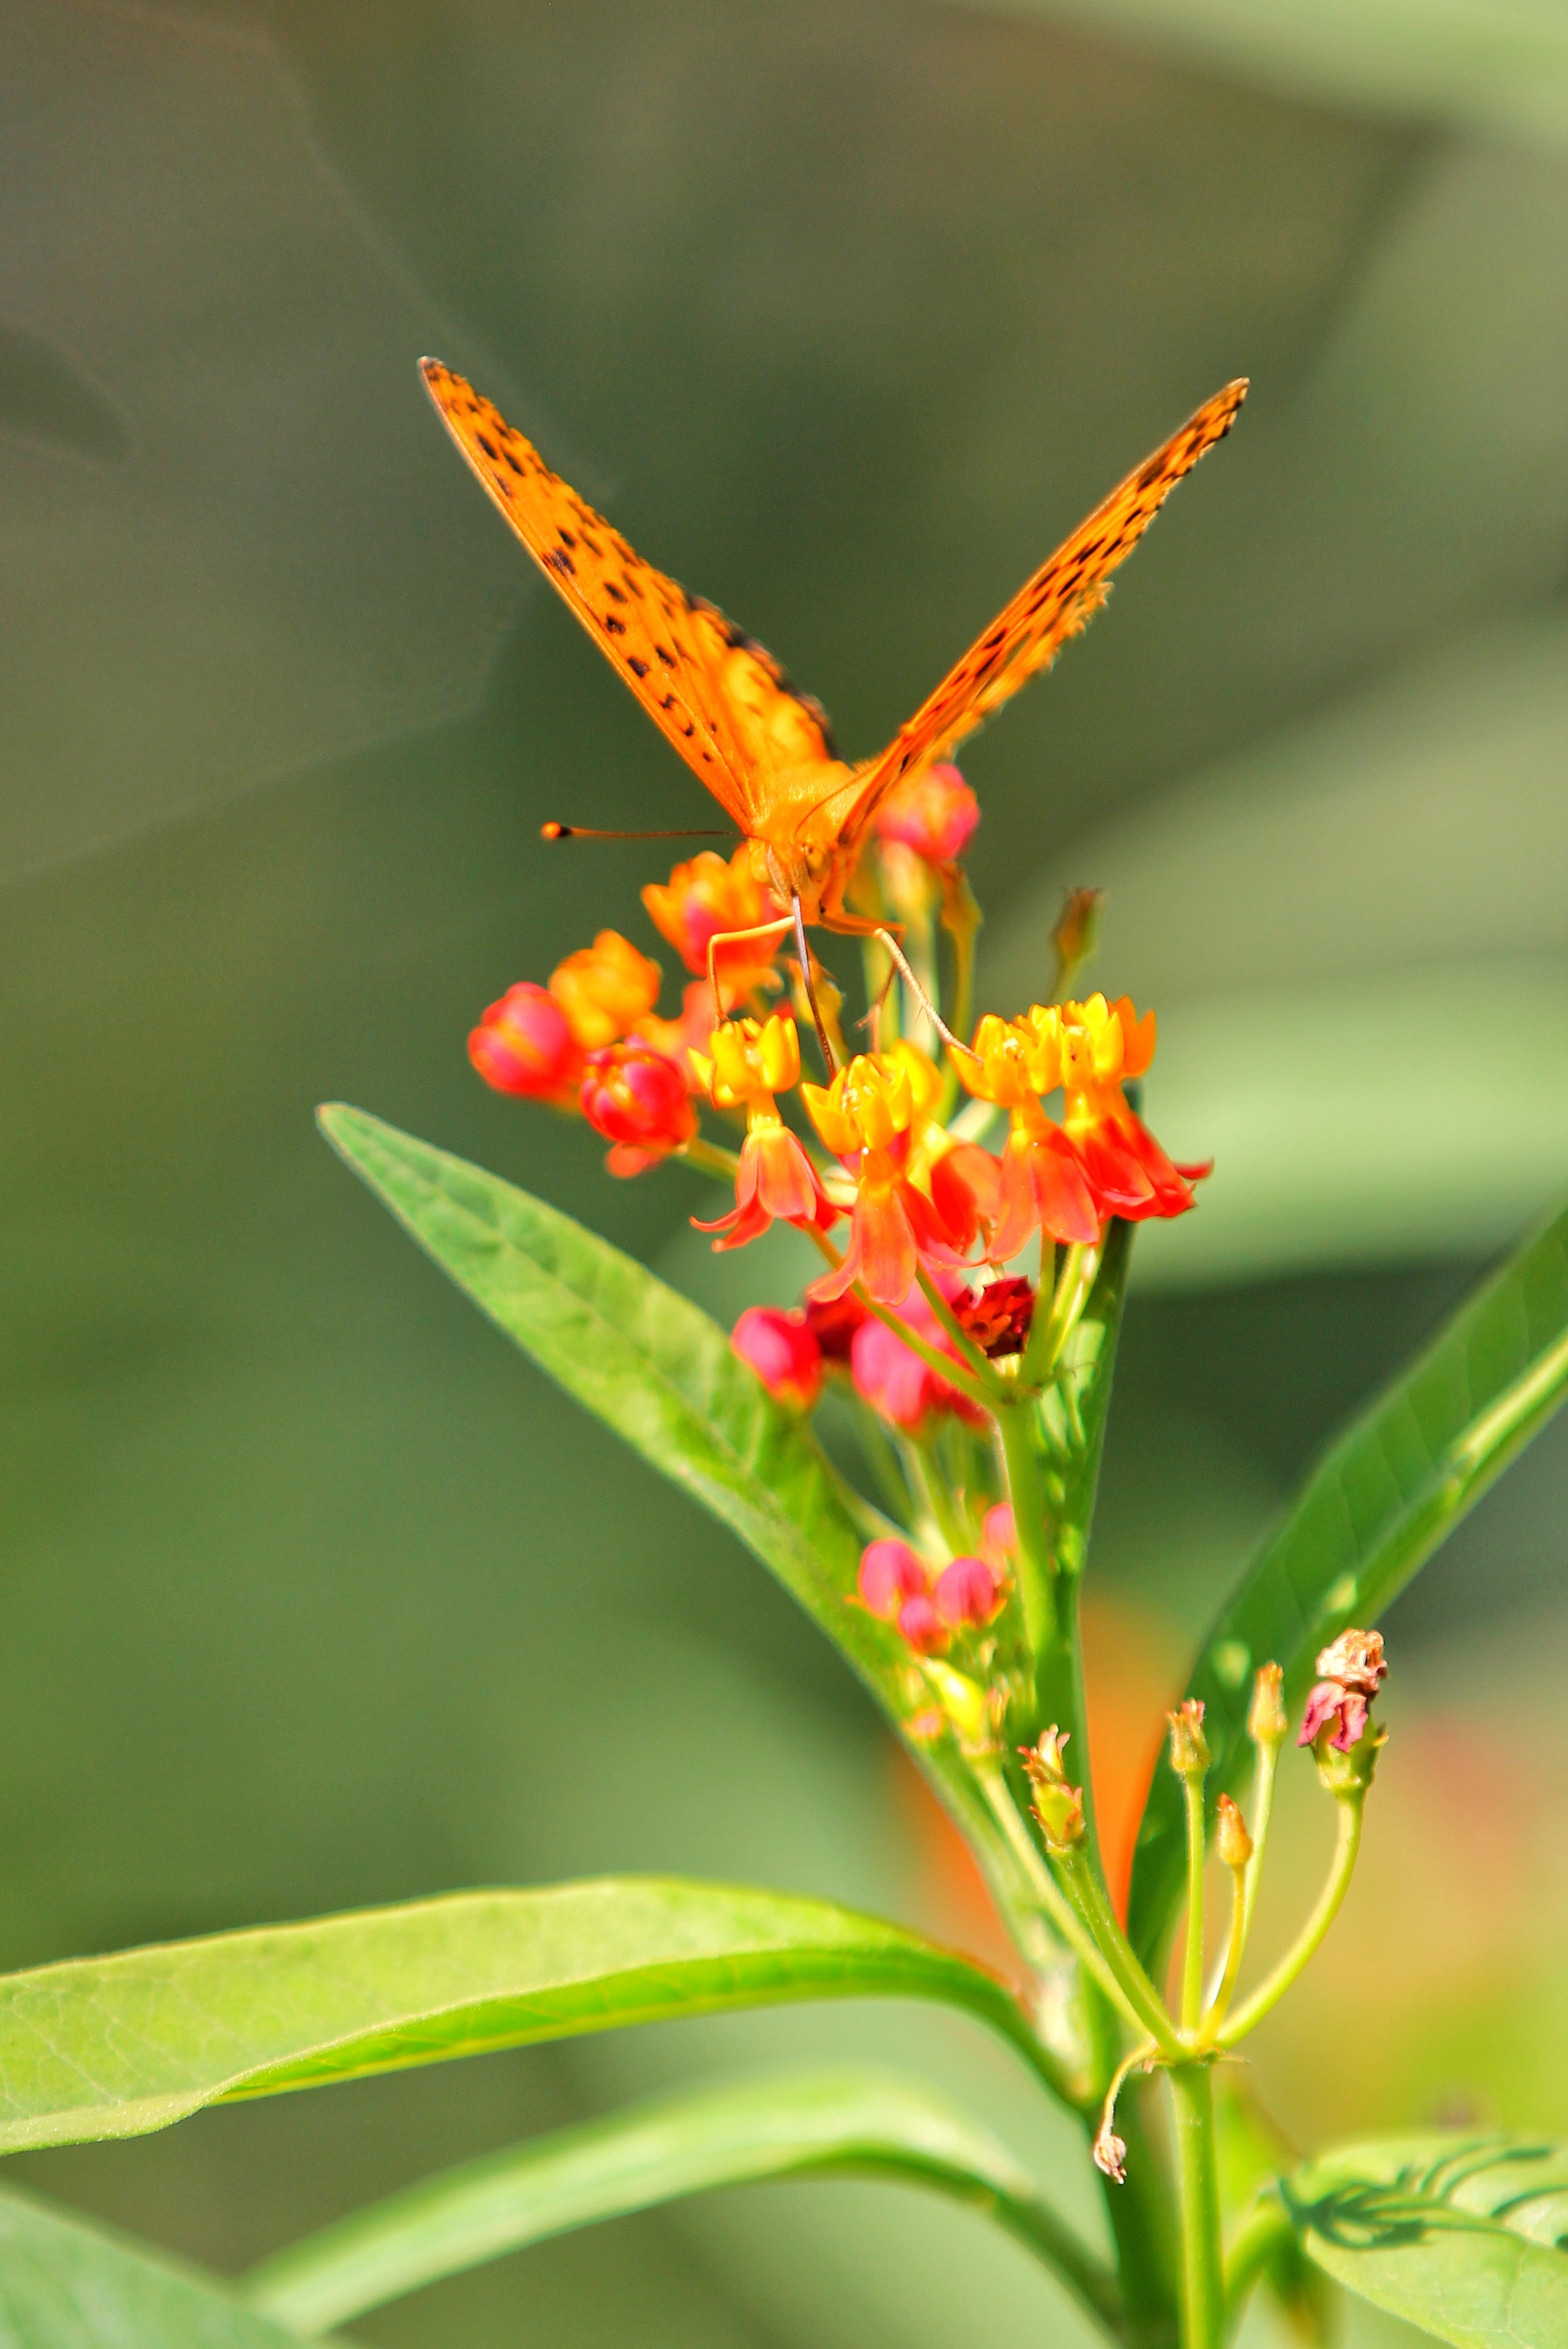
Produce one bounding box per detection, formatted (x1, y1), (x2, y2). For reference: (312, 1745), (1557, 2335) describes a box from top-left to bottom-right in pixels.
(934, 1556), (1003, 1629)
(874, 762), (980, 865)
(468, 982), (584, 1106)
(732, 1308), (822, 1411)
(897, 1592), (950, 1656)
(857, 1538), (929, 1619)
(981, 1503), (1016, 1563)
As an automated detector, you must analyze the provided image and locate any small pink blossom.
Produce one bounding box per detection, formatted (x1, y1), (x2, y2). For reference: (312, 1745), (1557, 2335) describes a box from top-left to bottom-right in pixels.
(857, 1539), (929, 1619)
(732, 1308), (822, 1411)
(934, 1556), (1003, 1629)
(897, 1592), (950, 1655)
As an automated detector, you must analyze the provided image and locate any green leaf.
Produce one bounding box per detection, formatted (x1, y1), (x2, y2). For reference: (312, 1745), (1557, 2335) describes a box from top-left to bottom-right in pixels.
(244, 2066), (1119, 2337)
(0, 1879), (1046, 2155)
(952, 0), (1568, 157)
(1283, 2131), (1568, 2348)
(317, 1102), (904, 1675)
(316, 1104), (1044, 1952)
(1127, 1196), (1568, 1962)
(0, 2183), (332, 2347)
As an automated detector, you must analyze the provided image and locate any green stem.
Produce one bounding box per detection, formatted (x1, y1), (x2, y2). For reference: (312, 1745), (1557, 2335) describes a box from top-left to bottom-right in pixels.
(680, 1135), (743, 1180)
(1060, 1849), (1185, 2061)
(1215, 1795), (1364, 2048)
(1167, 2063), (1223, 2349)
(1180, 1776), (1206, 2035)
(856, 1293), (994, 1416)
(844, 1392), (915, 1524)
(1239, 1741), (1280, 1947)
(897, 1434), (968, 1557)
(977, 1768), (1132, 2025)
(1019, 1238), (1099, 1392)
(1204, 1861), (1248, 2035)
(995, 1400), (1056, 1655)
(915, 1266), (1009, 1402)
(1098, 2086), (1181, 2349)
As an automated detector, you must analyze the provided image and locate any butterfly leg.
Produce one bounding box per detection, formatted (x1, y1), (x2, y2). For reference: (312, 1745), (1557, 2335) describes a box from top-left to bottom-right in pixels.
(704, 918), (794, 1037)
(821, 909), (978, 1062)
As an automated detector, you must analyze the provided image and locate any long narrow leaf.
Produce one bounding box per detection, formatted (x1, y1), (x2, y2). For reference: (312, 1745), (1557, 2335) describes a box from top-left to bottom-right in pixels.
(0, 1879), (1048, 2155)
(1283, 2131), (1568, 2348)
(1129, 1197), (1568, 1961)
(0, 2184), (338, 2348)
(244, 2067), (1119, 2337)
(317, 1106), (1047, 1948)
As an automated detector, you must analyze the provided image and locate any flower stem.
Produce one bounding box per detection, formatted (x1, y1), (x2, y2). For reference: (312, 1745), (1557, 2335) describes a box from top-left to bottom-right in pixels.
(1180, 1776), (1206, 2035)
(995, 1397), (1056, 1655)
(1019, 1237), (1100, 1392)
(1215, 1793), (1365, 2048)
(857, 1292), (995, 1415)
(977, 1768), (1134, 2026)
(1058, 1847), (1185, 2062)
(1167, 2062), (1224, 2349)
(1204, 1854), (1249, 2035)
(915, 1266), (1010, 1402)
(680, 1135), (743, 1180)
(1240, 1737), (1281, 1946)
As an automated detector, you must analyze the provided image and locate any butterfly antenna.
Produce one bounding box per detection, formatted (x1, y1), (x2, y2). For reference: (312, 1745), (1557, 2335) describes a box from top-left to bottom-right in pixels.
(791, 896), (839, 1078)
(542, 822), (735, 842)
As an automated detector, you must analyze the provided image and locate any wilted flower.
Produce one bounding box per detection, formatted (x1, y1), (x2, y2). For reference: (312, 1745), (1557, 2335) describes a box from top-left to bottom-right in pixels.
(952, 1275), (1034, 1358)
(1299, 1628), (1388, 1754)
(549, 930), (662, 1048)
(468, 981), (584, 1106)
(732, 1307), (822, 1411)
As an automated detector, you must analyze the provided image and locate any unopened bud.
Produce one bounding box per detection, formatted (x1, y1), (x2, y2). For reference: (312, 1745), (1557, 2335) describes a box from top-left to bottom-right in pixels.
(1166, 1699), (1209, 1779)
(1050, 887), (1103, 997)
(1018, 1728), (1085, 1850)
(1248, 1662), (1287, 1750)
(1214, 1793), (1253, 1870)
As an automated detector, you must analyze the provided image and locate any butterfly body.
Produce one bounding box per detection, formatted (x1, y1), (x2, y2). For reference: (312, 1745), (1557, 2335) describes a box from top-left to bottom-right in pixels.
(420, 358), (1246, 955)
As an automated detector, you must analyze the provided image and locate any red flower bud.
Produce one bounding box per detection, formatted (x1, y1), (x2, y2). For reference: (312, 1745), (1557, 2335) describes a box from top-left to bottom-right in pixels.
(874, 762), (980, 865)
(580, 1041), (696, 1171)
(468, 982), (584, 1106)
(934, 1556), (1003, 1629)
(801, 1291), (869, 1362)
(857, 1538), (929, 1619)
(732, 1307), (822, 1411)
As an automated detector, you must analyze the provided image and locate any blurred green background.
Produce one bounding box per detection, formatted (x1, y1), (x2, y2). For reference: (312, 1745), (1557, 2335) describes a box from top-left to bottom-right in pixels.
(1, 2), (1564, 2342)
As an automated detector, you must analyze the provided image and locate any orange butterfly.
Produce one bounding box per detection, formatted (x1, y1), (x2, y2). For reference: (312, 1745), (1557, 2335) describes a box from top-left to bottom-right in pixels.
(422, 359), (1245, 1045)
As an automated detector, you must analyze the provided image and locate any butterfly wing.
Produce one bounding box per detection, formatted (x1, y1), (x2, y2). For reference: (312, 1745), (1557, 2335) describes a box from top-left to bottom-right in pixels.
(833, 378), (1248, 851)
(421, 361), (839, 833)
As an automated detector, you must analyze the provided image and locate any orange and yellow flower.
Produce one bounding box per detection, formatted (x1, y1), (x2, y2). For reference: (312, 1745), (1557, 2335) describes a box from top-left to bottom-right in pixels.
(800, 1043), (973, 1304)
(642, 845), (781, 1000)
(547, 930), (663, 1049)
(1045, 994), (1206, 1219)
(959, 1011), (1099, 1258)
(690, 1013), (838, 1251)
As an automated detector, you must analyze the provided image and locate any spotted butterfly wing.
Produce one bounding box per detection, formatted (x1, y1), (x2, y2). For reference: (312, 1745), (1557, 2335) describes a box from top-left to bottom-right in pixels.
(822, 378), (1249, 862)
(420, 361), (841, 836)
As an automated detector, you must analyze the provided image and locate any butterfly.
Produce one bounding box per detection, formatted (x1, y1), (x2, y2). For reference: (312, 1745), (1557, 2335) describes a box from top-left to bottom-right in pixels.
(422, 358), (1246, 1042)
